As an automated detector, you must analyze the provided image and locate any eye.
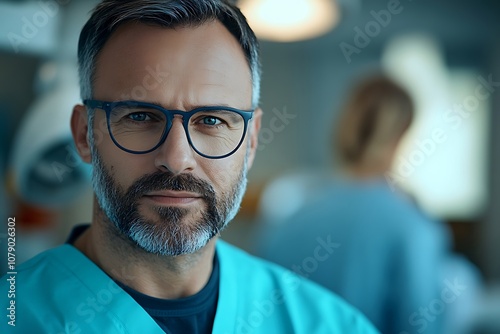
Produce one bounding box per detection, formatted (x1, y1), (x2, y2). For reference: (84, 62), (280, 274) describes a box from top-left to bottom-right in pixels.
(127, 112), (150, 122)
(201, 116), (222, 126)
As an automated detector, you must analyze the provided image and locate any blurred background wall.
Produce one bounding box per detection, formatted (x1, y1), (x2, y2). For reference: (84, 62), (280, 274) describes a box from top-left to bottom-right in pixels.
(0, 0), (499, 310)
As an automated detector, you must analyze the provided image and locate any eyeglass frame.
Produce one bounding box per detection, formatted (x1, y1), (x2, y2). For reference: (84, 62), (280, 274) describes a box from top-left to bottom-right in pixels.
(83, 99), (255, 159)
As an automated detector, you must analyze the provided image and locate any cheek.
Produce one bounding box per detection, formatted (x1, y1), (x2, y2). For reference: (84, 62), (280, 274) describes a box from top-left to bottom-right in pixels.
(96, 140), (156, 189)
(204, 156), (245, 192)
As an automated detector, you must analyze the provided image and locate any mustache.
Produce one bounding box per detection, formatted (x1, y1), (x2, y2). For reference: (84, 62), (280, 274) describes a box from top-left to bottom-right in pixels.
(126, 170), (215, 200)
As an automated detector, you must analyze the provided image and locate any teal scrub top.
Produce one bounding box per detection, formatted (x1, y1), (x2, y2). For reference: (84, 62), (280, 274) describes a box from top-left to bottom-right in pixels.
(1, 240), (379, 333)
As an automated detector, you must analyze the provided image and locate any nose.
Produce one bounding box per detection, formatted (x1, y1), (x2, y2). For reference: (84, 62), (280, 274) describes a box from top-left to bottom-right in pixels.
(154, 117), (197, 175)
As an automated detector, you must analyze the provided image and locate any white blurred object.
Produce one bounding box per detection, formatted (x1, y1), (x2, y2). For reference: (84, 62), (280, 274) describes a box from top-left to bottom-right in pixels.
(238, 0), (340, 42)
(9, 62), (91, 208)
(382, 35), (489, 220)
(258, 169), (332, 223)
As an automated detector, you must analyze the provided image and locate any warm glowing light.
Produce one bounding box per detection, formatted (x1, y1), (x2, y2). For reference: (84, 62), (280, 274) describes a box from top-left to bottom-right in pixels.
(382, 35), (489, 219)
(239, 0), (340, 42)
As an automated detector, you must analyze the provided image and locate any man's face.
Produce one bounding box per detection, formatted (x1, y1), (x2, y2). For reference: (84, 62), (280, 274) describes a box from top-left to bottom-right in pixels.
(79, 21), (260, 255)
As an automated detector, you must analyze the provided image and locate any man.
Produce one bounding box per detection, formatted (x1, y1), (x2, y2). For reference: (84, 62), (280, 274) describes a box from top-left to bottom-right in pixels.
(1, 1), (378, 333)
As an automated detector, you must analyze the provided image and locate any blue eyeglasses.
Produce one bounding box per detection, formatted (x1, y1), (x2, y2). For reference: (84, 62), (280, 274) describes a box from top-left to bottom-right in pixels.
(83, 100), (254, 159)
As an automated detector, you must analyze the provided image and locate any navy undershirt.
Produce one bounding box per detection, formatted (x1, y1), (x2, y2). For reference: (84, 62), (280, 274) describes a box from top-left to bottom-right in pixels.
(66, 225), (219, 334)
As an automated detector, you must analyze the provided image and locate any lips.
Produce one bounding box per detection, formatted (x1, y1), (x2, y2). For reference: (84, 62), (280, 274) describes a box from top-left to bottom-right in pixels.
(143, 191), (203, 205)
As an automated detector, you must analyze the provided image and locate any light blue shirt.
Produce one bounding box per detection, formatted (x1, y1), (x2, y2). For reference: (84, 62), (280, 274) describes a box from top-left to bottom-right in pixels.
(256, 179), (451, 334)
(1, 239), (378, 333)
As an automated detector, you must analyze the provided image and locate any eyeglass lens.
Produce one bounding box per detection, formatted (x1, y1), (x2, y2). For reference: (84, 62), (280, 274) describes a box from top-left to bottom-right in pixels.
(108, 105), (246, 157)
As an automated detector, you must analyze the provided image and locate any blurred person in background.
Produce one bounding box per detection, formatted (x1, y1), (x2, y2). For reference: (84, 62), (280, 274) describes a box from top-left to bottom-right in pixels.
(0, 1), (380, 333)
(255, 75), (481, 334)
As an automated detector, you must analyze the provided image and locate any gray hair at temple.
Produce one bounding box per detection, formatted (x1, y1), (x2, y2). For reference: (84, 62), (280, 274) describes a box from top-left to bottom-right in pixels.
(77, 0), (261, 108)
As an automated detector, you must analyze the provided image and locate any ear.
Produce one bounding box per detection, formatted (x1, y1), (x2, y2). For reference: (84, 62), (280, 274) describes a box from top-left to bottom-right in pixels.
(247, 107), (262, 169)
(71, 104), (92, 163)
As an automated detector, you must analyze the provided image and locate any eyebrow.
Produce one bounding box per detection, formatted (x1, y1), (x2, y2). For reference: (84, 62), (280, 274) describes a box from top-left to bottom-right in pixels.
(137, 100), (239, 111)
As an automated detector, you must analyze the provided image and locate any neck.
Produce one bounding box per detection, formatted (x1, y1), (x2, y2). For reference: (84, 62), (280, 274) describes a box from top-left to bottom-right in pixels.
(341, 151), (395, 181)
(73, 198), (217, 299)
(341, 163), (385, 181)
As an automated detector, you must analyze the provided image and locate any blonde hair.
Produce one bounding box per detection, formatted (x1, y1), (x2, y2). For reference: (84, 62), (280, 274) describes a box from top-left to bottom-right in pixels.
(335, 75), (414, 168)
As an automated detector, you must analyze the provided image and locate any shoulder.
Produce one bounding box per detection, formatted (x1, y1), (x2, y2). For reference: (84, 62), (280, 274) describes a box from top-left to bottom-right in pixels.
(1, 245), (161, 333)
(1, 245), (80, 331)
(2, 245), (73, 286)
(216, 240), (379, 333)
(1, 245), (81, 302)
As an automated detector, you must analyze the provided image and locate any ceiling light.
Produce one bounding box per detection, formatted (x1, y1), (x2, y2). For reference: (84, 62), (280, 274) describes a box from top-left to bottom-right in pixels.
(238, 0), (340, 42)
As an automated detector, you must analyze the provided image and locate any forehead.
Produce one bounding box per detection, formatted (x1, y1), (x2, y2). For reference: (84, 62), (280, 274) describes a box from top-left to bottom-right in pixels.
(93, 20), (252, 109)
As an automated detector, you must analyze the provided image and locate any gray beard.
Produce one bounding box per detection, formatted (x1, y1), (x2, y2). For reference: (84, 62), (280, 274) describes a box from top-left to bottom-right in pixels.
(90, 149), (247, 256)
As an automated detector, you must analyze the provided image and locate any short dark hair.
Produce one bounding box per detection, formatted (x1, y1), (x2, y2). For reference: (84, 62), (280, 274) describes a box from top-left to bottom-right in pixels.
(78, 0), (261, 107)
